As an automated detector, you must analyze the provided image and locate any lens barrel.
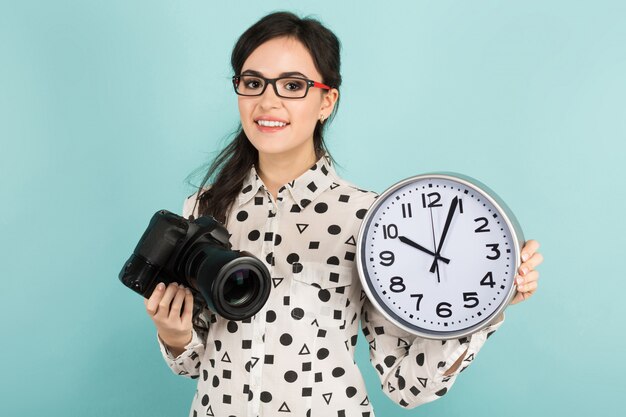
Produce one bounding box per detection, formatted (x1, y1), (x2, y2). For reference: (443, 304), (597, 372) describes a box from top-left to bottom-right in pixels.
(187, 245), (270, 320)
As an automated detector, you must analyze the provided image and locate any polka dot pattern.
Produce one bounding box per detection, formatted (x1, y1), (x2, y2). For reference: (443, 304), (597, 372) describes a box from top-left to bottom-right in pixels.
(160, 155), (503, 416)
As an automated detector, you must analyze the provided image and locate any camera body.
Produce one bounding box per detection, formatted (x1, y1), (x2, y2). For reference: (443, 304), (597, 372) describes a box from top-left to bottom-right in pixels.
(119, 210), (271, 320)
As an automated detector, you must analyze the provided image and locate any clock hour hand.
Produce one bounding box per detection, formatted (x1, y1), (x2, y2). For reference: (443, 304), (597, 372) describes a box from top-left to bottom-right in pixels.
(430, 196), (459, 273)
(398, 236), (450, 264)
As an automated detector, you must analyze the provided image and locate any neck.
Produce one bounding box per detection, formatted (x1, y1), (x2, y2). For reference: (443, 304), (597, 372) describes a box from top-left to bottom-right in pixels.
(257, 148), (318, 199)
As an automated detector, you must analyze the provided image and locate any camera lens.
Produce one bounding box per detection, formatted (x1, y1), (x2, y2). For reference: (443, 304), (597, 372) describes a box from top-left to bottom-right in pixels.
(223, 269), (259, 307)
(188, 245), (271, 320)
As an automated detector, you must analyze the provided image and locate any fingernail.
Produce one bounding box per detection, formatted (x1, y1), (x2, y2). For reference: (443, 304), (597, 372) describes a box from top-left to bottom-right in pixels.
(521, 253), (529, 262)
(520, 267), (528, 276)
(516, 276), (524, 285)
(185, 288), (192, 295)
(157, 283), (165, 290)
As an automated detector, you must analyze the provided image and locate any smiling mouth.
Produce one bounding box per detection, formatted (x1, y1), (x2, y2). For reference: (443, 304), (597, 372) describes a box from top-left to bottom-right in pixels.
(256, 120), (289, 127)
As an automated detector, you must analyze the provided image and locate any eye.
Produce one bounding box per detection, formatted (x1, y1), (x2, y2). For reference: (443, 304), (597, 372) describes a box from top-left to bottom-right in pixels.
(282, 78), (307, 91)
(243, 77), (264, 90)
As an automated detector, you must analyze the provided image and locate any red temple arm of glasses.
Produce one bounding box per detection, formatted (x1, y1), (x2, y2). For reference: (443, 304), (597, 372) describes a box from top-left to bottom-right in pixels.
(313, 81), (331, 90)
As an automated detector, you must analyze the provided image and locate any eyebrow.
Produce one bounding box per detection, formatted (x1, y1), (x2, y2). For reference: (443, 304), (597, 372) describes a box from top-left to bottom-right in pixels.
(240, 69), (309, 78)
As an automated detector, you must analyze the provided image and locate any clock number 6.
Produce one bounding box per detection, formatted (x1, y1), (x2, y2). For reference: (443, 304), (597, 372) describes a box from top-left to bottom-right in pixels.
(436, 302), (453, 318)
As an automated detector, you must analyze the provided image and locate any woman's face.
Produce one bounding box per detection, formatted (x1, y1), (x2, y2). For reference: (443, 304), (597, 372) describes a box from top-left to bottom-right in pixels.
(237, 36), (338, 161)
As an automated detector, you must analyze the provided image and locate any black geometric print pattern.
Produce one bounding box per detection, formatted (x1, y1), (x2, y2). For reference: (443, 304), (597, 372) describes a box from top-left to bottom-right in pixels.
(158, 155), (503, 416)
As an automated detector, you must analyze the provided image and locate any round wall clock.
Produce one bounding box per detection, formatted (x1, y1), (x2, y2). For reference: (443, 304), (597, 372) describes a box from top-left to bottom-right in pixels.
(356, 173), (525, 339)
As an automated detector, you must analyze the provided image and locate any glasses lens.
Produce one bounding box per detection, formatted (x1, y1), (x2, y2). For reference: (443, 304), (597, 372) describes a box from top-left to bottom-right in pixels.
(237, 75), (265, 96)
(276, 78), (308, 98)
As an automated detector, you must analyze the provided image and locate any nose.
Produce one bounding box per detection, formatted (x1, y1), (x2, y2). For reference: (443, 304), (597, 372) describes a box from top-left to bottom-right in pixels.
(258, 81), (282, 110)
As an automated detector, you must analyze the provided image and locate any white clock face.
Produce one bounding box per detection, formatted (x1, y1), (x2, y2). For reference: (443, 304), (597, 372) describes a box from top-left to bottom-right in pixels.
(358, 175), (521, 338)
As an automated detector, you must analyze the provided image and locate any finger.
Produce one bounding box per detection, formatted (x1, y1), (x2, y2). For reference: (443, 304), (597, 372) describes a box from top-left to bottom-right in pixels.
(517, 270), (539, 285)
(155, 283), (180, 319)
(181, 288), (194, 323)
(521, 240), (540, 262)
(519, 252), (544, 276)
(169, 286), (187, 321)
(145, 282), (166, 316)
(517, 279), (537, 295)
(510, 291), (530, 305)
(510, 281), (538, 305)
(527, 252), (544, 270)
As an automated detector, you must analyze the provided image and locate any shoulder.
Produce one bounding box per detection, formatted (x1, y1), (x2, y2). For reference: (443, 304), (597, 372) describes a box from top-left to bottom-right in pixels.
(182, 187), (211, 219)
(322, 172), (378, 220)
(182, 192), (200, 219)
(328, 170), (378, 202)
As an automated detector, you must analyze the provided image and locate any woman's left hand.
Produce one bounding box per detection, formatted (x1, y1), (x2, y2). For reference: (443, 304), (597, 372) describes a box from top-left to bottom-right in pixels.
(510, 239), (543, 305)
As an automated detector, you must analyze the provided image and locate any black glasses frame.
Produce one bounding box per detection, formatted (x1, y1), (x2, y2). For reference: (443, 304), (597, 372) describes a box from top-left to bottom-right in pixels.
(232, 75), (331, 99)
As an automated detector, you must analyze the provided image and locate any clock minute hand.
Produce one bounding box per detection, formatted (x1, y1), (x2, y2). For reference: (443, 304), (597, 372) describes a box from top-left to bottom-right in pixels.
(398, 236), (450, 264)
(429, 196), (458, 273)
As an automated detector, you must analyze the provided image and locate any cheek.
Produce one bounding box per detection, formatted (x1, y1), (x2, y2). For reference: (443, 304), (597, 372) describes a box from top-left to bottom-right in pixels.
(237, 100), (255, 133)
(237, 99), (250, 120)
(294, 101), (321, 127)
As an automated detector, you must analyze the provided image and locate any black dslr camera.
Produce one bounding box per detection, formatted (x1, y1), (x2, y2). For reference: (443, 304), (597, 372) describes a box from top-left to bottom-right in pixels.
(119, 210), (271, 320)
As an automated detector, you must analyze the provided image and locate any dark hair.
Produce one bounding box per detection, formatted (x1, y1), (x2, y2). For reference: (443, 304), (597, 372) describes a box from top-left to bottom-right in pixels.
(194, 11), (342, 223)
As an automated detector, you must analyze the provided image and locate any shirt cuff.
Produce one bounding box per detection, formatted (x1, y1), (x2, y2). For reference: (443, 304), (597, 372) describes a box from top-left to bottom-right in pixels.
(436, 312), (506, 380)
(484, 311), (505, 332)
(157, 330), (202, 360)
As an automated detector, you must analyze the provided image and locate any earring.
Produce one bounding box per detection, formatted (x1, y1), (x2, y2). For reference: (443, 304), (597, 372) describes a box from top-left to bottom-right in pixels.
(319, 114), (326, 124)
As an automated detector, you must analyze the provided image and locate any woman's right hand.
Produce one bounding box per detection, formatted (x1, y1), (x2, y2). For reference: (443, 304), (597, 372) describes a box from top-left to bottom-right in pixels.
(144, 282), (194, 356)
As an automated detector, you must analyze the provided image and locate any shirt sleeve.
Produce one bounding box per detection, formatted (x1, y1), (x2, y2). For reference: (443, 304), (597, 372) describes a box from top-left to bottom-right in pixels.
(155, 192), (211, 378)
(157, 305), (211, 378)
(360, 298), (504, 408)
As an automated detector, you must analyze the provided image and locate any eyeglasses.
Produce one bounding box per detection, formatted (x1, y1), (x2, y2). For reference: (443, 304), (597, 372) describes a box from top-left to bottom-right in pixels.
(232, 75), (331, 99)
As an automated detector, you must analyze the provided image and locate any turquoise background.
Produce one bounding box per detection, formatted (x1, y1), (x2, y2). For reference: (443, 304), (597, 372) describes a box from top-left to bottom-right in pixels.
(1, 0), (624, 415)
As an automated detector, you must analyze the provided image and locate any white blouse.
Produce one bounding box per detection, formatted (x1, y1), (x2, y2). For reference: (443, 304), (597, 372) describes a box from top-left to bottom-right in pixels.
(158, 155), (503, 417)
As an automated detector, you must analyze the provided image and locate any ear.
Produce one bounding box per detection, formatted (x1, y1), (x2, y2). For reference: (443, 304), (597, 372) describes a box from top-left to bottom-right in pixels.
(319, 88), (339, 118)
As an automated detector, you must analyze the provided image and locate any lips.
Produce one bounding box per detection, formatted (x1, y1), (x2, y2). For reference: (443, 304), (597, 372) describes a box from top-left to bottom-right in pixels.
(254, 117), (290, 132)
(257, 120), (288, 127)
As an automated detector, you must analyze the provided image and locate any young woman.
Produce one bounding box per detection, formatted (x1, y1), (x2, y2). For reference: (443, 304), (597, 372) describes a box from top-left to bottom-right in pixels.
(144, 12), (542, 417)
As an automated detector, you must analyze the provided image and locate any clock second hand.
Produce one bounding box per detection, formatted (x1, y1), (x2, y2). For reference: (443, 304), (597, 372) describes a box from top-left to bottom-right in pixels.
(428, 203), (441, 283)
(430, 196), (458, 273)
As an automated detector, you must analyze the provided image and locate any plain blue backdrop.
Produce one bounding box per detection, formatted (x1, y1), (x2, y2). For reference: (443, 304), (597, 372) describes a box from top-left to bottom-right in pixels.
(1, 1), (624, 416)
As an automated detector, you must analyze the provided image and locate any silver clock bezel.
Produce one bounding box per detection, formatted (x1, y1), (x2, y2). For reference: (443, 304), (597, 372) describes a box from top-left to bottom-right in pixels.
(356, 172), (525, 340)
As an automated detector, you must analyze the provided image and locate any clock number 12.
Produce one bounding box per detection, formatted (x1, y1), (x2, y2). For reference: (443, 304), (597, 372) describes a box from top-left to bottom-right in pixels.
(421, 192), (442, 208)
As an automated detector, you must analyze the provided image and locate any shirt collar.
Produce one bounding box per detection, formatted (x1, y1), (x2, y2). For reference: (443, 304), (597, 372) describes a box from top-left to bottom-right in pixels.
(237, 154), (337, 209)
(238, 166), (264, 207)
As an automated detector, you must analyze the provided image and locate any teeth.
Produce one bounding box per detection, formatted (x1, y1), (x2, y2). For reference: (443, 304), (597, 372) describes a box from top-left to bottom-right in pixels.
(257, 120), (287, 127)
